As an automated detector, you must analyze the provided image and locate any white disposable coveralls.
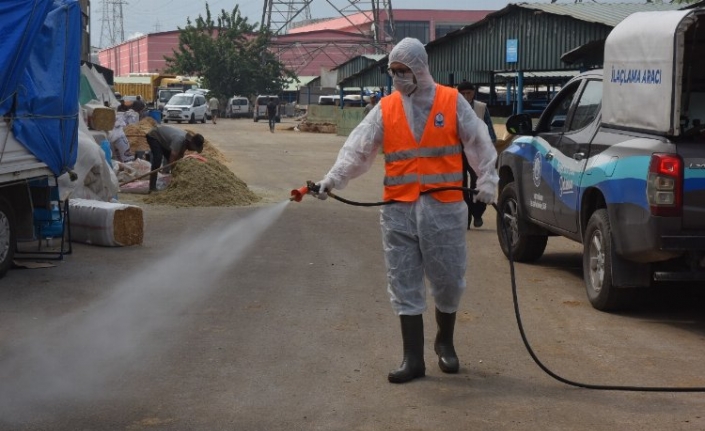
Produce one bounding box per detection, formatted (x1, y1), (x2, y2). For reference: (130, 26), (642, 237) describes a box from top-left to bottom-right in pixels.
(320, 38), (499, 315)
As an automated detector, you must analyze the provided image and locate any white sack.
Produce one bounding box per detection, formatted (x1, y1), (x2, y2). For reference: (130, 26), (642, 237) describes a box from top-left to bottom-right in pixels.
(58, 116), (119, 202)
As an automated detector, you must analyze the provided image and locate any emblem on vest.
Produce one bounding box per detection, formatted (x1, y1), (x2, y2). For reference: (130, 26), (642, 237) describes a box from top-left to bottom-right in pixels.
(434, 113), (445, 127)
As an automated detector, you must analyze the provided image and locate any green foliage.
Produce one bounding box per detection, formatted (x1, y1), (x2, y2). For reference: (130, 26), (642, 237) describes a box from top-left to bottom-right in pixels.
(164, 3), (297, 100)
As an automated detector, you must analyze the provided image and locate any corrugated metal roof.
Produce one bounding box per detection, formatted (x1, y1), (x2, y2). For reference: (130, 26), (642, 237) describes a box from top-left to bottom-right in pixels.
(496, 70), (580, 80)
(515, 2), (682, 27)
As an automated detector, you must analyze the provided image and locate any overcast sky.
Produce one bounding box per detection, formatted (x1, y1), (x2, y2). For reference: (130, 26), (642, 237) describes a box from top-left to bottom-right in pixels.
(91, 0), (649, 48)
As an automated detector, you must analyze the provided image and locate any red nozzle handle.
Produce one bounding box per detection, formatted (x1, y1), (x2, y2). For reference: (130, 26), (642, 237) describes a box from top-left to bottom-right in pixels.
(290, 185), (309, 202)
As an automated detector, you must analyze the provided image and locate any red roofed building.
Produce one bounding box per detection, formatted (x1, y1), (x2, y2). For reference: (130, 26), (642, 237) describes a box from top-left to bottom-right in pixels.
(98, 9), (492, 78)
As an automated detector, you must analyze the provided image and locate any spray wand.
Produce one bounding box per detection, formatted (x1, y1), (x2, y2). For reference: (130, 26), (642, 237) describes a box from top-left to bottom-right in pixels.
(291, 180), (496, 209)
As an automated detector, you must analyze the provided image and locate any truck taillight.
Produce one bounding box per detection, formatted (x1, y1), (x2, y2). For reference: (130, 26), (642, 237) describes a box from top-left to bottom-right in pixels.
(647, 153), (682, 216)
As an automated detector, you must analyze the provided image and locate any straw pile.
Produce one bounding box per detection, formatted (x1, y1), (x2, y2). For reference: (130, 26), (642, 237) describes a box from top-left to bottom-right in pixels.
(144, 155), (260, 207)
(121, 121), (259, 207)
(123, 117), (158, 152)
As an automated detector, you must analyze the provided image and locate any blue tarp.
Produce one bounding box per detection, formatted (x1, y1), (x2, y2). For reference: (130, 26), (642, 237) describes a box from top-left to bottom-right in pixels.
(1, 0), (80, 176)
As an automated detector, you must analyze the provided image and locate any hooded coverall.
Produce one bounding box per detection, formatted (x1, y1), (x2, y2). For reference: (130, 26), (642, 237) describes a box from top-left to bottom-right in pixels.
(320, 38), (499, 316)
(317, 37), (498, 382)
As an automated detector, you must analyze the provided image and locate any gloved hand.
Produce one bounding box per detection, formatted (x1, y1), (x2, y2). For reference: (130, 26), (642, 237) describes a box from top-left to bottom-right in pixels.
(315, 177), (335, 200)
(475, 181), (497, 204)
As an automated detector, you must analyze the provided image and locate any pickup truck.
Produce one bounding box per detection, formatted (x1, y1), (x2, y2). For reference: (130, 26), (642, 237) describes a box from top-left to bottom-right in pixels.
(496, 8), (705, 311)
(0, 1), (80, 277)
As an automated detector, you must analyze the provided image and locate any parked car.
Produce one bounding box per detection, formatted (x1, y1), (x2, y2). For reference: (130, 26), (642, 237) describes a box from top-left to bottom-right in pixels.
(162, 93), (208, 124)
(226, 96), (252, 118)
(156, 89), (184, 111)
(253, 95), (280, 123)
(318, 95), (339, 105)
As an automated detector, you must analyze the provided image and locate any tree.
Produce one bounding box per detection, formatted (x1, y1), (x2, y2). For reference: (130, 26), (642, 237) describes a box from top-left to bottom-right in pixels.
(164, 3), (296, 99)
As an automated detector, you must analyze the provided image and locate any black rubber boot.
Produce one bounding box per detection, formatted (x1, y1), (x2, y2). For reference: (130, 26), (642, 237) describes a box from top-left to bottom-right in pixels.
(434, 308), (459, 373)
(388, 314), (425, 384)
(149, 172), (158, 192)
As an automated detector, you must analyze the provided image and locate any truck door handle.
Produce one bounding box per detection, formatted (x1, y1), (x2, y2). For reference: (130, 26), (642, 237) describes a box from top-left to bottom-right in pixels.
(545, 152), (554, 160)
(573, 152), (585, 161)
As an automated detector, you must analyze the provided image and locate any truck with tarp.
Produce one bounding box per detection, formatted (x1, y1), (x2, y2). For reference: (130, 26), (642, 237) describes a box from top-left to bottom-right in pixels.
(498, 8), (705, 311)
(0, 0), (81, 277)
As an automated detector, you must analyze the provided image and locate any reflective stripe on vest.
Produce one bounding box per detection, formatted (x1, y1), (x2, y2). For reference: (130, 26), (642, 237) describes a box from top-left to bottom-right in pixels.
(384, 145), (463, 163)
(384, 171), (464, 186)
(380, 85), (463, 202)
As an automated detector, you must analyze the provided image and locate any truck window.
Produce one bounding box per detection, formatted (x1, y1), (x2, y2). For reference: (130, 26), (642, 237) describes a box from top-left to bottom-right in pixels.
(569, 80), (602, 132)
(537, 81), (581, 133)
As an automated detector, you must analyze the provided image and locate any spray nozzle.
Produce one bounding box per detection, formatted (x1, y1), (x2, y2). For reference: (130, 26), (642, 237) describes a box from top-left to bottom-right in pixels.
(290, 180), (320, 202)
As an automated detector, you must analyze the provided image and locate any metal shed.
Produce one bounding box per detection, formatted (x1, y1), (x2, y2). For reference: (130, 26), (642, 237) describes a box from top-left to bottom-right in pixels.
(339, 2), (683, 114)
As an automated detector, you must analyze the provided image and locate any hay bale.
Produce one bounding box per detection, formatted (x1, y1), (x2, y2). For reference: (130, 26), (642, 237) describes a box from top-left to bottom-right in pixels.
(69, 198), (144, 246)
(91, 107), (117, 132)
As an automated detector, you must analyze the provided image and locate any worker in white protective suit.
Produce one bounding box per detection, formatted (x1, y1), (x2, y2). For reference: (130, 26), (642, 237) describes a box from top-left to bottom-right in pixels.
(314, 37), (498, 383)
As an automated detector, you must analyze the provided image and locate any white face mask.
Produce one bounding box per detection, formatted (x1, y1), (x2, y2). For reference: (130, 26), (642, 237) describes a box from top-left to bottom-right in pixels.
(393, 75), (417, 96)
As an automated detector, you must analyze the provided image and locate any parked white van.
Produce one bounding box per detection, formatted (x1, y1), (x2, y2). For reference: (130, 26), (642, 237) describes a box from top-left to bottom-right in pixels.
(163, 93), (208, 124)
(226, 96), (251, 118)
(253, 95), (280, 123)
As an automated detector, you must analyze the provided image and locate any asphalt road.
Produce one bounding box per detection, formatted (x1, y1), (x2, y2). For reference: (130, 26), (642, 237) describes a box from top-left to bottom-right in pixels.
(2, 116), (705, 430)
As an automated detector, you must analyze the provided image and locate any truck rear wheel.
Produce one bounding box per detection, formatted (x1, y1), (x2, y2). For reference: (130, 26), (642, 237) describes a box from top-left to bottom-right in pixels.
(0, 198), (16, 278)
(583, 209), (625, 311)
(496, 182), (548, 262)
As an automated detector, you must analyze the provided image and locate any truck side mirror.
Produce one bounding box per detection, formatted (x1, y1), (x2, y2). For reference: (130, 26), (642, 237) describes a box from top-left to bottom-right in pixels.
(506, 114), (533, 135)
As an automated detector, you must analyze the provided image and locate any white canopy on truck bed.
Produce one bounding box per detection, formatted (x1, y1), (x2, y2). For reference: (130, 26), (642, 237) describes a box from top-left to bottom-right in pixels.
(603, 9), (701, 136)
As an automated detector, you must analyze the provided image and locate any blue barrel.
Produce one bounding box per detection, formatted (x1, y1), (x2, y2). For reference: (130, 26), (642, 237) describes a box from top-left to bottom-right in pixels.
(148, 109), (162, 123)
(100, 139), (112, 164)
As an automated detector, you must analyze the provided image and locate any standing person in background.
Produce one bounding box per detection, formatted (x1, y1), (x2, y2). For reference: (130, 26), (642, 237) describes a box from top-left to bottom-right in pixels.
(117, 99), (129, 112)
(208, 96), (220, 124)
(132, 95), (146, 119)
(457, 81), (497, 229)
(266, 98), (278, 133)
(145, 125), (204, 192)
(313, 38), (498, 384)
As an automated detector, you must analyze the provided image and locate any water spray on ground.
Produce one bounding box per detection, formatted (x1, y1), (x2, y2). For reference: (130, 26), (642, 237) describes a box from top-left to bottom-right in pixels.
(0, 200), (290, 423)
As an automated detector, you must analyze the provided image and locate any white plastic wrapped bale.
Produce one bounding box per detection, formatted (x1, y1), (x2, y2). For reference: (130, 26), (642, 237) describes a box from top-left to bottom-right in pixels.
(58, 113), (119, 202)
(69, 198), (144, 246)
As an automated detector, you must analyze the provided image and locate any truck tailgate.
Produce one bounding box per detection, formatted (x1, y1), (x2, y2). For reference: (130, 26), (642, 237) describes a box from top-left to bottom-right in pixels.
(0, 123), (52, 183)
(678, 142), (705, 230)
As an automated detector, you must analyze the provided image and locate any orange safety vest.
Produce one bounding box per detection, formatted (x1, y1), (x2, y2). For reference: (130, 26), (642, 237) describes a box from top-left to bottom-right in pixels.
(380, 85), (464, 202)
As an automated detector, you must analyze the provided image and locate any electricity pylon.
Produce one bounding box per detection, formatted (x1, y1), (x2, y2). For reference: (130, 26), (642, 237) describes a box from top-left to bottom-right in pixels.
(99, 0), (127, 48)
(260, 0), (395, 74)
